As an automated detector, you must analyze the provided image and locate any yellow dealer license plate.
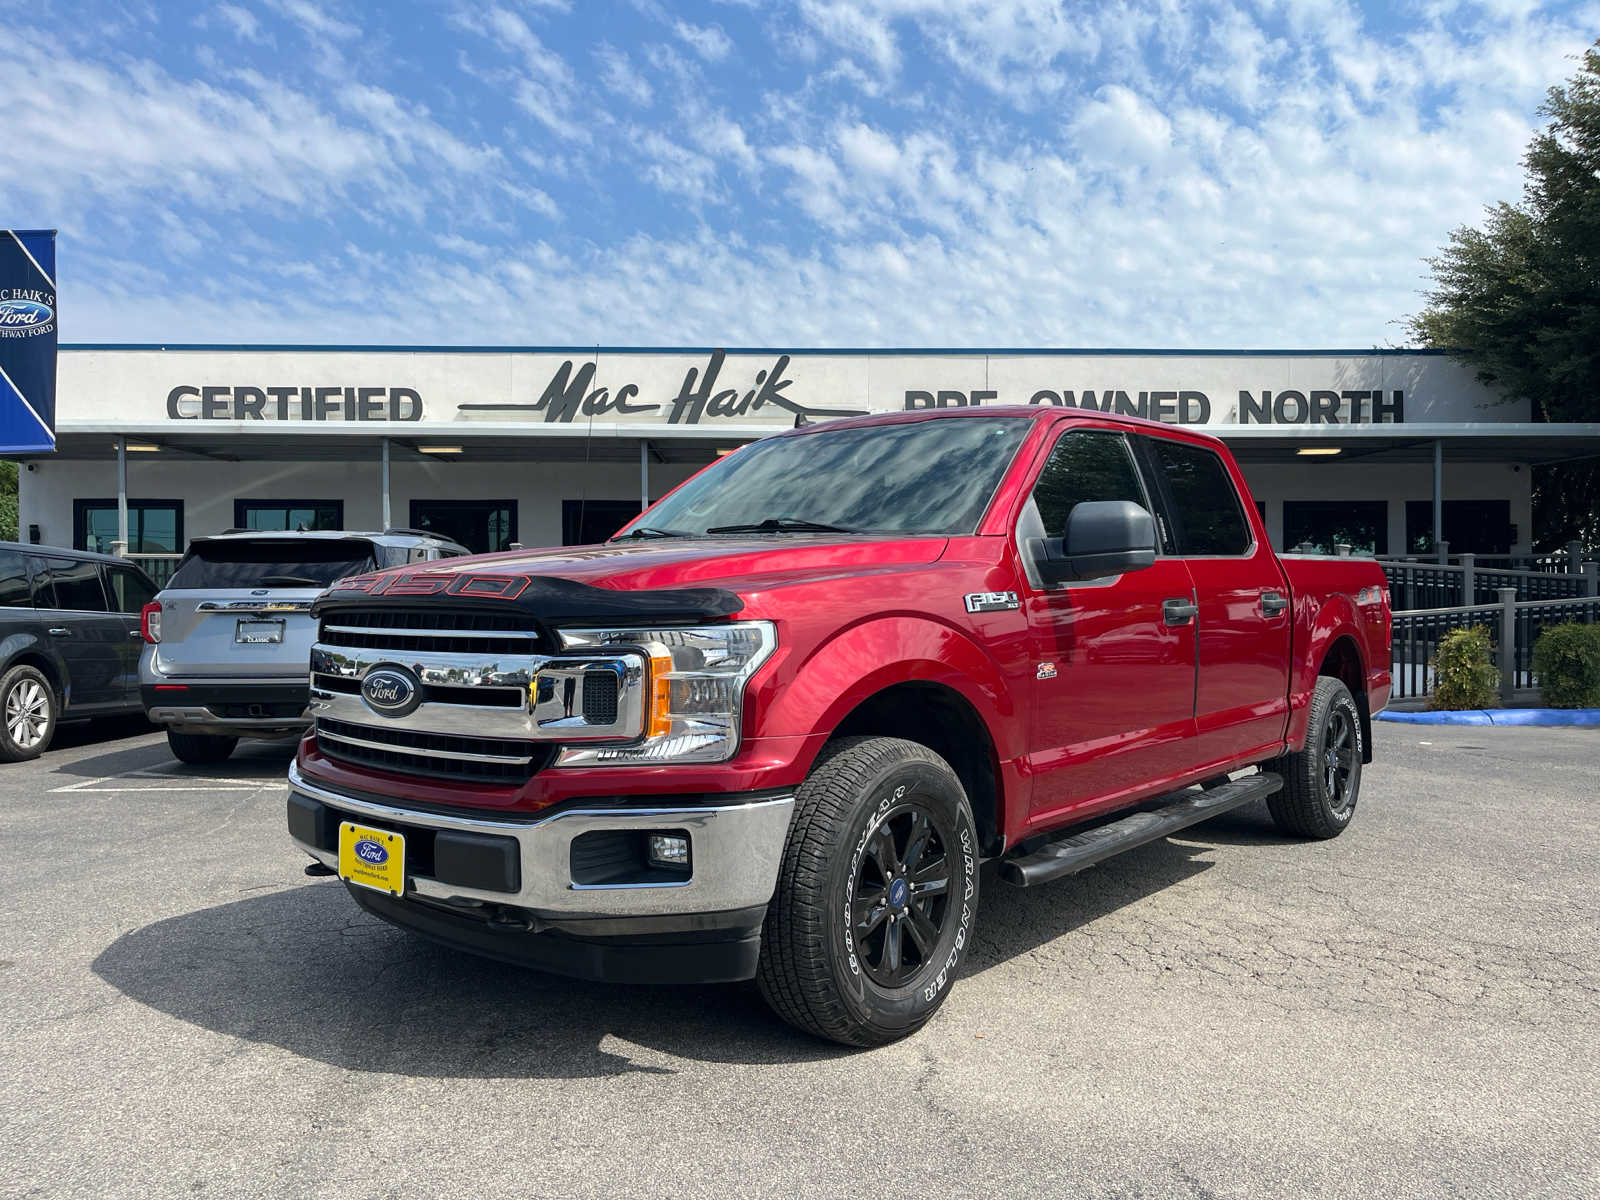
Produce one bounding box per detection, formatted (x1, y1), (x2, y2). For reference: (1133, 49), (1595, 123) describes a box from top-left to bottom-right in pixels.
(338, 822), (405, 896)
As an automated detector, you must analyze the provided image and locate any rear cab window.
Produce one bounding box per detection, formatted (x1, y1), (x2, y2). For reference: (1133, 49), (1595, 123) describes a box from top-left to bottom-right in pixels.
(1142, 437), (1252, 557)
(165, 539), (379, 590)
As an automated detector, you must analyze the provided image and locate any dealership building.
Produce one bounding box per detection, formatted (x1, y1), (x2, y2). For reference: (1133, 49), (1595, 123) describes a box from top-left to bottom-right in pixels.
(16, 345), (1600, 572)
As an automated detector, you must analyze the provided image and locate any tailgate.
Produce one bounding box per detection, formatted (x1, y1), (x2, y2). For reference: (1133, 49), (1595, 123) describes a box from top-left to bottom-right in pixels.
(153, 589), (324, 677)
(153, 537), (378, 679)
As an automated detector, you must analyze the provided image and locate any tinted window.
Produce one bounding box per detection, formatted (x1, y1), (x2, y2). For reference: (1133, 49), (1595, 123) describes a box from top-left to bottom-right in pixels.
(105, 566), (158, 613)
(235, 500), (344, 532)
(0, 551), (31, 609)
(40, 558), (110, 612)
(1031, 431), (1149, 536)
(1148, 439), (1251, 556)
(638, 417), (1032, 537)
(166, 539), (378, 590)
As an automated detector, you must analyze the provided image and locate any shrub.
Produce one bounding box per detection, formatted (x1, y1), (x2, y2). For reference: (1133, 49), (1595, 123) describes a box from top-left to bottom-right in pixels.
(1429, 625), (1499, 710)
(1531, 622), (1600, 708)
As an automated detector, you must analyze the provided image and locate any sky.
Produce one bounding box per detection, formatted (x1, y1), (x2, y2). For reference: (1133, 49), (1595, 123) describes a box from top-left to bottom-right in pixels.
(3, 0), (1596, 349)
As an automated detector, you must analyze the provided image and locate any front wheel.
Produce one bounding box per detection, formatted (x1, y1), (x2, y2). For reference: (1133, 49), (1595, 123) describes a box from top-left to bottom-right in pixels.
(0, 665), (57, 761)
(757, 736), (980, 1047)
(167, 729), (238, 765)
(1266, 675), (1364, 839)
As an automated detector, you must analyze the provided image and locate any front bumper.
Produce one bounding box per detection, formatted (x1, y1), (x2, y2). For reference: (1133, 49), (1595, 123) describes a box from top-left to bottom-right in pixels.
(143, 681), (310, 737)
(286, 762), (795, 983)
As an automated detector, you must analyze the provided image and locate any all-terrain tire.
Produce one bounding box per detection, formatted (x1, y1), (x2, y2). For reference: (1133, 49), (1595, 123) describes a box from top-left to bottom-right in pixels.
(757, 736), (980, 1047)
(0, 664), (58, 762)
(1266, 675), (1363, 840)
(167, 729), (238, 765)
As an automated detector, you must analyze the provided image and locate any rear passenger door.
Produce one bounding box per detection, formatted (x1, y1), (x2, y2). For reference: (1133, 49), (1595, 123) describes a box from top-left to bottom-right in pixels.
(1020, 426), (1200, 825)
(1138, 436), (1292, 768)
(26, 556), (127, 709)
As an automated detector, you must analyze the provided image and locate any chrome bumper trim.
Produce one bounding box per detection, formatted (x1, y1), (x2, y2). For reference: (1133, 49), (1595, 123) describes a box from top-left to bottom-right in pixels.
(287, 761), (795, 918)
(314, 726), (533, 765)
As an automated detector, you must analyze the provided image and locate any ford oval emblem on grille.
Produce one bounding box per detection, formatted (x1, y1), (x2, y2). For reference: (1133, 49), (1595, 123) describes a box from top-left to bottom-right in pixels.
(361, 667), (421, 717)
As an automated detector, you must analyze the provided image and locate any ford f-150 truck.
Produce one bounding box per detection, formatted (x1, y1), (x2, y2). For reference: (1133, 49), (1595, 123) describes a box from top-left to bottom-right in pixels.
(286, 405), (1390, 1046)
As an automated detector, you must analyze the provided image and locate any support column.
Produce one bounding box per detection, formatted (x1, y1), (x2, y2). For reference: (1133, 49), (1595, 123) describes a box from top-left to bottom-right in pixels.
(1432, 439), (1444, 562)
(116, 437), (129, 552)
(1497, 587), (1518, 705)
(380, 438), (392, 530)
(640, 440), (650, 511)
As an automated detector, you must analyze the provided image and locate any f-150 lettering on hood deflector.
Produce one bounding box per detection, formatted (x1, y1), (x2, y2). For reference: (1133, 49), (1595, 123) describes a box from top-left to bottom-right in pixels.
(312, 569), (744, 624)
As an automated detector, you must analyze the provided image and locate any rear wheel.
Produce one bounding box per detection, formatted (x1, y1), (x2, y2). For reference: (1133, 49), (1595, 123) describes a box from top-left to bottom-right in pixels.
(757, 736), (980, 1047)
(0, 665), (57, 761)
(167, 729), (238, 765)
(1267, 676), (1363, 839)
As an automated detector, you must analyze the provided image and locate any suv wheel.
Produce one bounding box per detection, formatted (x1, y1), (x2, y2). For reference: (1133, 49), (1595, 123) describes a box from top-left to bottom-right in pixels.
(167, 729), (238, 765)
(0, 665), (57, 761)
(757, 736), (980, 1046)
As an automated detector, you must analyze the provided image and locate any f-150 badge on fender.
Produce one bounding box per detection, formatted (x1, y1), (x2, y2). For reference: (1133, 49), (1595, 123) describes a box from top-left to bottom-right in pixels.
(964, 591), (1020, 613)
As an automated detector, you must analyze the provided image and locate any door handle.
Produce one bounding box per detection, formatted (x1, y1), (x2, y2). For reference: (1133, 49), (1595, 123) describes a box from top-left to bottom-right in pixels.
(1261, 591), (1289, 617)
(48, 627), (72, 637)
(1162, 598), (1198, 626)
(128, 629), (145, 640)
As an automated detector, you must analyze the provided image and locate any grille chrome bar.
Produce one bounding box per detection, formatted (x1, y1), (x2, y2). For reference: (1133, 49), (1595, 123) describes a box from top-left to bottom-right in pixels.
(316, 725), (533, 765)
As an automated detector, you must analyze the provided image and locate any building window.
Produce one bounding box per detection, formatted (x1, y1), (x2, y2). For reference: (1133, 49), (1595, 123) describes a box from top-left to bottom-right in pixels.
(1405, 500), (1513, 556)
(73, 500), (183, 555)
(235, 499), (344, 532)
(1283, 500), (1388, 556)
(409, 499), (517, 555)
(562, 500), (642, 546)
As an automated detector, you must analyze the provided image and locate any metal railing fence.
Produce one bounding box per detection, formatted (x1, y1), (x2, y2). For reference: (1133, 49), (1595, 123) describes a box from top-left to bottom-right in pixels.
(1391, 592), (1600, 702)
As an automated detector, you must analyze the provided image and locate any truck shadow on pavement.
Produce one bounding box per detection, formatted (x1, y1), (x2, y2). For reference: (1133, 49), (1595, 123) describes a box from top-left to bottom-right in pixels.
(91, 826), (1235, 1077)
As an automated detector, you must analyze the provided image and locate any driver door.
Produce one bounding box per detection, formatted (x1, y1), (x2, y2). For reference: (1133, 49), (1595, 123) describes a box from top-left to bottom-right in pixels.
(1019, 427), (1200, 830)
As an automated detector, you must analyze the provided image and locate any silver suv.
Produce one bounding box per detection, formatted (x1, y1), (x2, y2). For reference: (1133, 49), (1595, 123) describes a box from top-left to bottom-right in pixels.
(139, 529), (468, 763)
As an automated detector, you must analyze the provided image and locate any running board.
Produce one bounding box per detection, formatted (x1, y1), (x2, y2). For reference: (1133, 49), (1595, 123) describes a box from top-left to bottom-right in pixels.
(998, 772), (1283, 888)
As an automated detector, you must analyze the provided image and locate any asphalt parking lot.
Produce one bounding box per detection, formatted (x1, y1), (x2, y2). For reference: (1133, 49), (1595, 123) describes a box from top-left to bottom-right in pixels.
(2, 721), (1596, 1199)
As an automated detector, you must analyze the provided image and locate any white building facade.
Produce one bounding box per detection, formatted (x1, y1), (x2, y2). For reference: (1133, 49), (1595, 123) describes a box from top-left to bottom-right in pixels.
(18, 345), (1600, 573)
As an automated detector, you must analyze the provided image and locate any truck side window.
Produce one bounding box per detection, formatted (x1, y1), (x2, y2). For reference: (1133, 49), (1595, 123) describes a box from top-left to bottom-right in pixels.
(1147, 439), (1251, 556)
(1031, 430), (1150, 537)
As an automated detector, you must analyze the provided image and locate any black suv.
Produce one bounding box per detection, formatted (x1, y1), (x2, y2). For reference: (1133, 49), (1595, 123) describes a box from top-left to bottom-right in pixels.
(0, 542), (158, 760)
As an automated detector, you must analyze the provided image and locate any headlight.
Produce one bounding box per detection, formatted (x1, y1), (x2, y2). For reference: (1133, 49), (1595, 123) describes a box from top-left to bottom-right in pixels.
(554, 622), (776, 766)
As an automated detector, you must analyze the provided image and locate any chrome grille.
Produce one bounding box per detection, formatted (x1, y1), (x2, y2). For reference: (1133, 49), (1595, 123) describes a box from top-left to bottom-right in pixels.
(308, 604), (650, 783)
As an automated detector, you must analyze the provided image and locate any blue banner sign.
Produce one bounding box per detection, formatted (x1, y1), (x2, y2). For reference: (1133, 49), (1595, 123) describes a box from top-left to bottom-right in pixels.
(0, 229), (57, 454)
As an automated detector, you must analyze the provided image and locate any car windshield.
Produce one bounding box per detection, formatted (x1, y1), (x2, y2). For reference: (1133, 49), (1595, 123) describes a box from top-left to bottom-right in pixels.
(165, 539), (378, 589)
(631, 417), (1033, 538)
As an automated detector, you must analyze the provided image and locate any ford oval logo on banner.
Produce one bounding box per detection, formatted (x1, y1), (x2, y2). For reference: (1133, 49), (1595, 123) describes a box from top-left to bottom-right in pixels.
(0, 229), (57, 455)
(0, 299), (52, 328)
(361, 667), (421, 717)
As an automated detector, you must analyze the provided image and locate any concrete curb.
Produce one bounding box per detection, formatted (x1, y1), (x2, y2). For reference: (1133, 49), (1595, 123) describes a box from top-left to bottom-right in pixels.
(1377, 708), (1600, 727)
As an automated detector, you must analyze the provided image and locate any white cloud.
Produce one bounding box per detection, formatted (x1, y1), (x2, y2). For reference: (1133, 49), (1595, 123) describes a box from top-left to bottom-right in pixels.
(673, 19), (734, 61)
(210, 4), (269, 44)
(595, 43), (653, 105)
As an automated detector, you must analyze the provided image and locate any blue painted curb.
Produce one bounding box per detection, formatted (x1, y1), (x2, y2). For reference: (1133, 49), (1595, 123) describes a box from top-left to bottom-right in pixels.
(1378, 708), (1600, 727)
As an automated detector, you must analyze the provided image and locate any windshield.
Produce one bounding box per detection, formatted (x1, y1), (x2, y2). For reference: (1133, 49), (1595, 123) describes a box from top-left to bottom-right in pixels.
(631, 417), (1032, 538)
(165, 540), (378, 590)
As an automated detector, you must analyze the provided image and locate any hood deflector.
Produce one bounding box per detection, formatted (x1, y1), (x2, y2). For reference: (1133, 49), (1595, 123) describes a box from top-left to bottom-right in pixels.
(312, 571), (744, 625)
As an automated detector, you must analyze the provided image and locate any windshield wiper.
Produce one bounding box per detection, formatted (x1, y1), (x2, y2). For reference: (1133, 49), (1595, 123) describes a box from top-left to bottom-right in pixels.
(704, 517), (862, 535)
(609, 526), (691, 540)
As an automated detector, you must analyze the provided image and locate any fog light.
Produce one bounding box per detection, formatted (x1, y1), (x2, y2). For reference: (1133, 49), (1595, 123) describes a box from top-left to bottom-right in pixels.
(647, 834), (689, 869)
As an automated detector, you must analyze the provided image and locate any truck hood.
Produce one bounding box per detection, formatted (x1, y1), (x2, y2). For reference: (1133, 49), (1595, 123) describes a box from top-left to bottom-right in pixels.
(315, 535), (951, 625)
(426, 534), (948, 593)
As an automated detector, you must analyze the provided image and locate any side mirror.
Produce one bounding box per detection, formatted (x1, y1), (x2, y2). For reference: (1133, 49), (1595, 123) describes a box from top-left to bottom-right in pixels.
(1031, 500), (1157, 585)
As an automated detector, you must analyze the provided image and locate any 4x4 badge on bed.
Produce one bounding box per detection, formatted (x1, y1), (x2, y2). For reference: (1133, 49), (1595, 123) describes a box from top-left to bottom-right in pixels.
(361, 667), (421, 717)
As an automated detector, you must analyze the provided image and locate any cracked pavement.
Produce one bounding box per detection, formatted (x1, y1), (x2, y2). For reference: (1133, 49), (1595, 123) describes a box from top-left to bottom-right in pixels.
(1, 718), (1596, 1198)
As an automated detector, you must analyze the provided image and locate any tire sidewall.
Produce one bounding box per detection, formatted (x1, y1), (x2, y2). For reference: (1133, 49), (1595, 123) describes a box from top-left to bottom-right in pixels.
(820, 755), (979, 1038)
(1313, 681), (1362, 829)
(0, 666), (56, 760)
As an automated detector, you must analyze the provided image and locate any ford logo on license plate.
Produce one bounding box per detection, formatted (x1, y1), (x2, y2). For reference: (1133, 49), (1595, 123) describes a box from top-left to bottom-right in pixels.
(361, 666), (421, 717)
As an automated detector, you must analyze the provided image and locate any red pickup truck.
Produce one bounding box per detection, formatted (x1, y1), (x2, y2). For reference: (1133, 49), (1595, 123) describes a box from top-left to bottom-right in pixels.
(287, 406), (1390, 1045)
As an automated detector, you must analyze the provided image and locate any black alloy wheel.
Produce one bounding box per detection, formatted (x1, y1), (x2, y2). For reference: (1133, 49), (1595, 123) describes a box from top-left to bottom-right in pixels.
(851, 805), (953, 988)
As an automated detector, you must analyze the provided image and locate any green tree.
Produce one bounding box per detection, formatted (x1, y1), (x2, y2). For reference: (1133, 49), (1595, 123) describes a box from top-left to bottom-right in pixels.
(1410, 44), (1600, 550)
(0, 461), (16, 543)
